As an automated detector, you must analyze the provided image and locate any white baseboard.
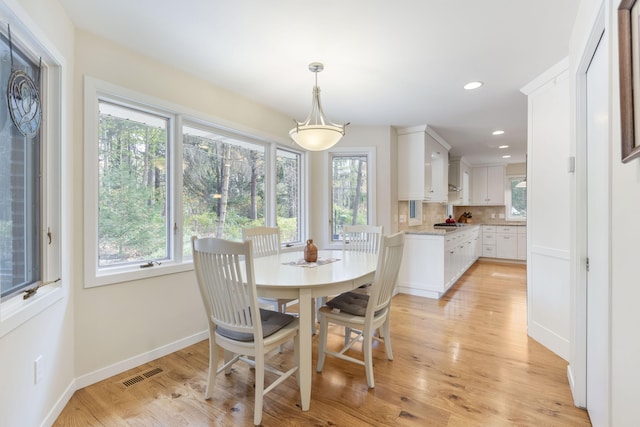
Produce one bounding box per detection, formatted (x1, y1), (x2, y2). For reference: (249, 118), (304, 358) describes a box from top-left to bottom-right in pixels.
(397, 287), (440, 299)
(37, 330), (208, 426)
(528, 321), (570, 361)
(40, 379), (77, 427)
(75, 330), (208, 389)
(567, 364), (587, 409)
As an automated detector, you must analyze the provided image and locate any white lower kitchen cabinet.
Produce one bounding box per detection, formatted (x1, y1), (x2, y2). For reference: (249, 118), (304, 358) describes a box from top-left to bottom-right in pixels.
(398, 226), (480, 299)
(517, 226), (527, 260)
(496, 226), (518, 259)
(481, 224), (526, 261)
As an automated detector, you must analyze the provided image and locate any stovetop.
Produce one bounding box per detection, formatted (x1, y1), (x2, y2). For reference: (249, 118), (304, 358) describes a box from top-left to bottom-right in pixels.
(433, 222), (465, 228)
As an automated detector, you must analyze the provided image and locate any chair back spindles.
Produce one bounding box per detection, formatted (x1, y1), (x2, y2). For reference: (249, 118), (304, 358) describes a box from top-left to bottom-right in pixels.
(342, 225), (383, 255)
(368, 232), (405, 317)
(192, 236), (262, 339)
(242, 226), (280, 257)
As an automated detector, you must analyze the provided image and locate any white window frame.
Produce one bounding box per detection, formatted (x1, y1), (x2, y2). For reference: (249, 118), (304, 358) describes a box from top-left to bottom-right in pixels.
(275, 146), (305, 247)
(84, 77), (308, 287)
(84, 78), (190, 287)
(506, 175), (527, 221)
(0, 4), (64, 338)
(327, 147), (376, 248)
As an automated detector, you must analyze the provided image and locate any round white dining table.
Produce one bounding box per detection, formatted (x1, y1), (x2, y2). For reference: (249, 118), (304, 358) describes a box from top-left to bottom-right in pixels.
(251, 249), (377, 411)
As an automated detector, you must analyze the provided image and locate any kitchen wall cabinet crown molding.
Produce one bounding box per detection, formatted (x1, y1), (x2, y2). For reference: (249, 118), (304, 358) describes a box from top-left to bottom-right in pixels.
(397, 125), (450, 202)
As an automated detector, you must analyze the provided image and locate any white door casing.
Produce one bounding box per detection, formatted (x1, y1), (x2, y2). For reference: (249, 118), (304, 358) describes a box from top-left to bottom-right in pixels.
(585, 28), (610, 427)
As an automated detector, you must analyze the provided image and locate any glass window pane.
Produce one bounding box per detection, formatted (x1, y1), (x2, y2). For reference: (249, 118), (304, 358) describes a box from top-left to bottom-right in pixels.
(276, 148), (301, 245)
(97, 101), (169, 267)
(182, 125), (265, 256)
(0, 35), (41, 299)
(510, 178), (527, 218)
(331, 154), (368, 241)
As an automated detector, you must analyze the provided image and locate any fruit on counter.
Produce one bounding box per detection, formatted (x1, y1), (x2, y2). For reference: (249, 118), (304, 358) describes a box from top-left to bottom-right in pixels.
(445, 215), (455, 224)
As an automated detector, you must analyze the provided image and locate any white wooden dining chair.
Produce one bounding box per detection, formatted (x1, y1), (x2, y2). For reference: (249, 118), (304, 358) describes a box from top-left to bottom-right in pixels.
(321, 225), (383, 342)
(242, 226), (295, 314)
(342, 224), (383, 255)
(316, 231), (405, 389)
(191, 236), (300, 426)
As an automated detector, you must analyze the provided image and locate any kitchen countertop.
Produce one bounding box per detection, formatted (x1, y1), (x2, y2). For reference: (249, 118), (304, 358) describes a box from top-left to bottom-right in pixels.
(405, 223), (480, 236)
(404, 222), (526, 236)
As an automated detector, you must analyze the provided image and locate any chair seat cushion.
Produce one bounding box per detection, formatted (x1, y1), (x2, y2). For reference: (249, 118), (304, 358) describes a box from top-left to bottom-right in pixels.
(216, 309), (295, 342)
(326, 291), (370, 316)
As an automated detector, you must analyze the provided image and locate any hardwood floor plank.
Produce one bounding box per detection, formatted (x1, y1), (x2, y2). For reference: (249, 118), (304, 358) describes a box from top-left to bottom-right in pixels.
(54, 261), (591, 426)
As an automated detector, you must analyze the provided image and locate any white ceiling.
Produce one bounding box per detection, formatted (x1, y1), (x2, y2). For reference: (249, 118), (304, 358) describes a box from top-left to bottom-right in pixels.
(58, 0), (580, 165)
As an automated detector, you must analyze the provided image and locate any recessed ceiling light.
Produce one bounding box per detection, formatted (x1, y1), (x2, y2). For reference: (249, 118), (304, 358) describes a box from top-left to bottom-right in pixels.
(502, 155), (511, 159)
(492, 130), (505, 135)
(463, 81), (483, 90)
(498, 145), (509, 149)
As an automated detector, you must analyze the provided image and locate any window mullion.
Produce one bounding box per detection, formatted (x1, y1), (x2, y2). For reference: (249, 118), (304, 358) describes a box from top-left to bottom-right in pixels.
(172, 115), (184, 263)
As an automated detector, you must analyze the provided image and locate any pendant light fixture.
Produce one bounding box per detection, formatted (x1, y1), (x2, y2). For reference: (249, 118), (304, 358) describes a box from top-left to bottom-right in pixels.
(289, 62), (348, 151)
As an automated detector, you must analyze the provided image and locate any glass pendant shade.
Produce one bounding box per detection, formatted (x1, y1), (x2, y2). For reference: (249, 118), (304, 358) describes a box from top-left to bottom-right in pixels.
(290, 63), (347, 151)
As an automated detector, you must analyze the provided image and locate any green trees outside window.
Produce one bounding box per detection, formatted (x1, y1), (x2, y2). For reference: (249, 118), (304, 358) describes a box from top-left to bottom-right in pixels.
(331, 154), (369, 240)
(98, 102), (169, 266)
(276, 149), (301, 244)
(182, 125), (266, 256)
(96, 99), (304, 272)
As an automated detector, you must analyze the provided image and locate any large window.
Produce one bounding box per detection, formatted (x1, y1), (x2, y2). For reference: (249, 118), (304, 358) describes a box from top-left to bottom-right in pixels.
(507, 176), (527, 220)
(276, 148), (302, 245)
(98, 101), (170, 267)
(85, 79), (305, 287)
(0, 34), (41, 300)
(182, 124), (266, 256)
(330, 151), (373, 242)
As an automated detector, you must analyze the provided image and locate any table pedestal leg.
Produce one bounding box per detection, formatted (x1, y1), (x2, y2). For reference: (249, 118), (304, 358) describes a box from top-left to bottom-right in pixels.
(298, 288), (312, 411)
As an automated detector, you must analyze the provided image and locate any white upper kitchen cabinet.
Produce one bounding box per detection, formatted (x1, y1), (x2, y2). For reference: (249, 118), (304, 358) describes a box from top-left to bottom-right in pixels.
(397, 125), (450, 202)
(448, 157), (471, 205)
(470, 165), (505, 205)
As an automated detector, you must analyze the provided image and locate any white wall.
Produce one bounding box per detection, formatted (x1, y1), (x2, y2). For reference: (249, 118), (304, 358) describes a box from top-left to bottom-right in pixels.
(0, 1), (75, 426)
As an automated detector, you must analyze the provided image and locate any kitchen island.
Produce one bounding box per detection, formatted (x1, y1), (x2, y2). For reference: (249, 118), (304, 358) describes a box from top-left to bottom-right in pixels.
(398, 224), (481, 299)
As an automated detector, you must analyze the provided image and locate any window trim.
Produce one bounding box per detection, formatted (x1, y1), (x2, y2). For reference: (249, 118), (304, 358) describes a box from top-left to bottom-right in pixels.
(327, 147), (376, 248)
(275, 146), (305, 246)
(84, 78), (192, 288)
(84, 77), (308, 287)
(0, 4), (64, 338)
(506, 175), (527, 221)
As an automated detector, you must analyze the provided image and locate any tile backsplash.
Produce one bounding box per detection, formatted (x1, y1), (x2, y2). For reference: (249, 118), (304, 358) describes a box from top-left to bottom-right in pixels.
(452, 205), (506, 224)
(398, 201), (446, 231)
(398, 202), (515, 231)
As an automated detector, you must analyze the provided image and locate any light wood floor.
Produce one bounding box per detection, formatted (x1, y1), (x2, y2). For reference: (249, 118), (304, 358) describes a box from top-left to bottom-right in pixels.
(54, 261), (591, 426)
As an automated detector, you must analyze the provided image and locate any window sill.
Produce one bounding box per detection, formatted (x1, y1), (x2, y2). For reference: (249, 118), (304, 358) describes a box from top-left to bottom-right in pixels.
(0, 284), (64, 339)
(85, 261), (194, 288)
